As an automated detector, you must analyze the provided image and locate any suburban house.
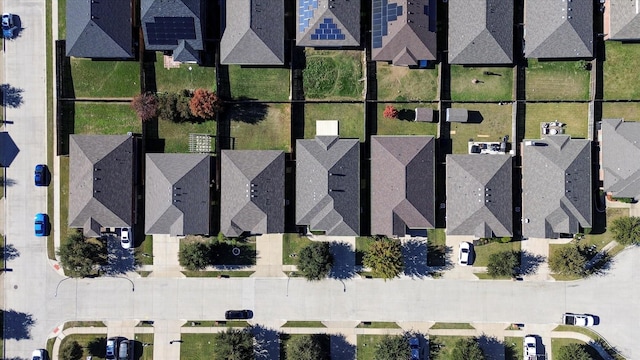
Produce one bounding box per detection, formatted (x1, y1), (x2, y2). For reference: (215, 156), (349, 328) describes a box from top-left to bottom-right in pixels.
(370, 136), (435, 237)
(296, 133), (360, 236)
(446, 154), (513, 238)
(145, 154), (211, 236)
(371, 0), (437, 67)
(297, 0), (360, 47)
(601, 119), (640, 201)
(448, 0), (513, 64)
(522, 136), (592, 239)
(220, 150), (285, 237)
(66, 0), (134, 58)
(524, 0), (593, 58)
(141, 0), (204, 63)
(220, 0), (285, 65)
(604, 0), (640, 40)
(68, 135), (136, 237)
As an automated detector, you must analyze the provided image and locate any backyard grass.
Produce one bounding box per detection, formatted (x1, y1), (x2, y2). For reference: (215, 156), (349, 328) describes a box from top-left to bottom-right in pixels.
(472, 241), (521, 267)
(376, 62), (438, 101)
(357, 334), (384, 360)
(524, 103), (589, 139)
(229, 103), (291, 151)
(282, 233), (313, 265)
(282, 321), (326, 328)
(71, 58), (140, 98)
(357, 321), (400, 329)
(59, 334), (108, 360)
(601, 103), (640, 120)
(304, 103), (365, 141)
(228, 65), (290, 101)
(376, 103), (439, 136)
(73, 103), (141, 135)
(504, 336), (524, 360)
(603, 42), (640, 100)
(134, 235), (154, 266)
(551, 338), (604, 360)
(157, 119), (216, 153)
(154, 53), (216, 93)
(134, 333), (154, 360)
(450, 65), (513, 102)
(430, 323), (475, 330)
(303, 49), (364, 100)
(180, 333), (214, 360)
(448, 103), (513, 154)
(525, 59), (590, 100)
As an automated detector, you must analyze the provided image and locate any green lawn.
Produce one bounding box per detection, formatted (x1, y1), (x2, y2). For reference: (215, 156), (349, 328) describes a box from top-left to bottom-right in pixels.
(57, 156), (70, 259)
(450, 65), (513, 101)
(584, 207), (629, 252)
(357, 322), (400, 329)
(551, 338), (604, 360)
(73, 103), (141, 135)
(504, 336), (523, 360)
(303, 49), (364, 100)
(282, 233), (313, 265)
(603, 42), (640, 100)
(376, 62), (438, 101)
(448, 103), (513, 154)
(472, 241), (521, 267)
(524, 103), (589, 139)
(228, 65), (290, 101)
(135, 235), (154, 266)
(376, 103), (438, 136)
(134, 333), (154, 360)
(427, 229), (447, 267)
(428, 229), (446, 246)
(282, 321), (326, 328)
(62, 321), (105, 330)
(430, 335), (476, 359)
(59, 334), (107, 360)
(357, 334), (384, 360)
(430, 323), (474, 330)
(229, 103), (291, 151)
(58, 0), (66, 38)
(355, 236), (376, 266)
(525, 59), (590, 100)
(182, 270), (255, 277)
(304, 103), (365, 141)
(602, 103), (640, 120)
(157, 119), (216, 153)
(154, 53), (216, 93)
(180, 333), (214, 360)
(71, 58), (140, 98)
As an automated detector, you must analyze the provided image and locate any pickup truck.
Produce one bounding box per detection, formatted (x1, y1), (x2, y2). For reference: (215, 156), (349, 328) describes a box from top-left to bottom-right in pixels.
(524, 335), (537, 360)
(563, 313), (595, 327)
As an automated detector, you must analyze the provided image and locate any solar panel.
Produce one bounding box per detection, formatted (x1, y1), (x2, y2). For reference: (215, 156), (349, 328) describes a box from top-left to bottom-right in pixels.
(311, 18), (346, 41)
(371, 0), (408, 49)
(298, 0), (319, 33)
(147, 17), (196, 46)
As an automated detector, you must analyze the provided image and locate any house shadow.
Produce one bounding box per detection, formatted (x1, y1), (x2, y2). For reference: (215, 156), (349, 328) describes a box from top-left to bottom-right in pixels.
(519, 250), (546, 276)
(228, 98), (268, 124)
(330, 333), (356, 360)
(1, 309), (36, 340)
(402, 238), (429, 278)
(0, 131), (20, 167)
(329, 241), (357, 280)
(1, 84), (24, 108)
(251, 324), (280, 360)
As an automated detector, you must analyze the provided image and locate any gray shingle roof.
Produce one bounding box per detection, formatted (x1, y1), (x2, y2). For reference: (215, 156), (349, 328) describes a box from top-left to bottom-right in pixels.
(525, 0), (593, 58)
(220, 0), (285, 65)
(296, 0), (360, 47)
(446, 154), (513, 237)
(296, 136), (360, 236)
(606, 0), (640, 40)
(141, 0), (203, 61)
(66, 0), (133, 58)
(145, 154), (211, 236)
(69, 135), (135, 237)
(371, 0), (437, 66)
(371, 136), (435, 237)
(220, 150), (285, 237)
(522, 136), (592, 238)
(601, 119), (640, 200)
(448, 0), (513, 64)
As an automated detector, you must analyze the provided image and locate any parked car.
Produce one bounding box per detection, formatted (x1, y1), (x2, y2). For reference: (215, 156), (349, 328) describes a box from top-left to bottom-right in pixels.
(120, 228), (132, 249)
(409, 337), (420, 360)
(524, 335), (537, 360)
(225, 310), (253, 320)
(34, 213), (49, 237)
(34, 164), (49, 186)
(118, 338), (129, 360)
(31, 349), (45, 360)
(563, 313), (595, 327)
(2, 13), (14, 38)
(458, 241), (471, 265)
(106, 337), (117, 360)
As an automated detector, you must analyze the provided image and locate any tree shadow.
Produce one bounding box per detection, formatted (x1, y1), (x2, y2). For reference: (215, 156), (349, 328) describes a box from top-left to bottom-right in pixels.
(250, 324), (280, 360)
(519, 250), (546, 276)
(87, 336), (107, 358)
(1, 309), (36, 340)
(329, 241), (357, 280)
(402, 238), (429, 278)
(477, 334), (504, 360)
(1, 84), (24, 108)
(211, 241), (257, 268)
(100, 235), (137, 275)
(1, 176), (17, 186)
(330, 333), (356, 360)
(587, 252), (614, 276)
(227, 98), (269, 124)
(2, 243), (20, 261)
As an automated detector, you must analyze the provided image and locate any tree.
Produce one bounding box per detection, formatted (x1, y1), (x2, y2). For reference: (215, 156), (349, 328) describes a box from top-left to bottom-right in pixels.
(178, 241), (211, 271)
(297, 241), (333, 281)
(549, 245), (588, 276)
(486, 250), (520, 278)
(57, 231), (105, 278)
(286, 334), (330, 360)
(374, 334), (409, 360)
(610, 216), (640, 245)
(212, 328), (254, 360)
(556, 343), (592, 360)
(450, 338), (484, 360)
(59, 340), (83, 360)
(363, 237), (404, 280)
(189, 88), (222, 119)
(130, 92), (158, 123)
(383, 105), (398, 119)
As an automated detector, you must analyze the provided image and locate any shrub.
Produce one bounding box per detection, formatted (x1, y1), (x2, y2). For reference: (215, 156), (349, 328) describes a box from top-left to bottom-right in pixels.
(189, 88), (222, 119)
(157, 90), (195, 122)
(549, 245), (587, 276)
(374, 334), (410, 360)
(556, 343), (592, 360)
(297, 242), (333, 281)
(363, 237), (404, 280)
(212, 328), (253, 360)
(450, 338), (484, 360)
(610, 216), (640, 245)
(286, 334), (330, 360)
(57, 231), (106, 278)
(383, 105), (398, 119)
(178, 241), (211, 271)
(130, 92), (158, 122)
(487, 250), (520, 278)
(60, 340), (83, 360)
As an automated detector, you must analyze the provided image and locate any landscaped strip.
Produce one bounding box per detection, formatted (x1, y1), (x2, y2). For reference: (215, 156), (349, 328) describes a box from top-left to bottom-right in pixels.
(181, 271), (255, 278)
(281, 321), (326, 328)
(356, 321), (400, 329)
(430, 322), (475, 330)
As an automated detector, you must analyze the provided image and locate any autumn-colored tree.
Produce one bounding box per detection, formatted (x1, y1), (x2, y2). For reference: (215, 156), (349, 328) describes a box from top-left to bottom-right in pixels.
(189, 88), (222, 119)
(130, 92), (158, 123)
(383, 105), (398, 119)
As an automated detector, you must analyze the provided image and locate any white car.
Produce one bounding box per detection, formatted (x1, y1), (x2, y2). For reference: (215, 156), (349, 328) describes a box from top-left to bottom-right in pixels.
(31, 349), (45, 360)
(120, 228), (132, 249)
(458, 241), (471, 265)
(524, 335), (537, 360)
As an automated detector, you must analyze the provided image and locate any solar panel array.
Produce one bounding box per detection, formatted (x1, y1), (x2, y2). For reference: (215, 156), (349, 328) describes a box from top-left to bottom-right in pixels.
(310, 18), (346, 40)
(372, 0), (404, 49)
(146, 17), (196, 46)
(298, 0), (319, 33)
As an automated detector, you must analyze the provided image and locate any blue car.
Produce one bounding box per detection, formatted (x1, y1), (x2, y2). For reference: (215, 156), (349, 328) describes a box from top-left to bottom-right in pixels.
(35, 213), (48, 237)
(409, 337), (420, 360)
(2, 13), (14, 38)
(34, 164), (48, 186)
